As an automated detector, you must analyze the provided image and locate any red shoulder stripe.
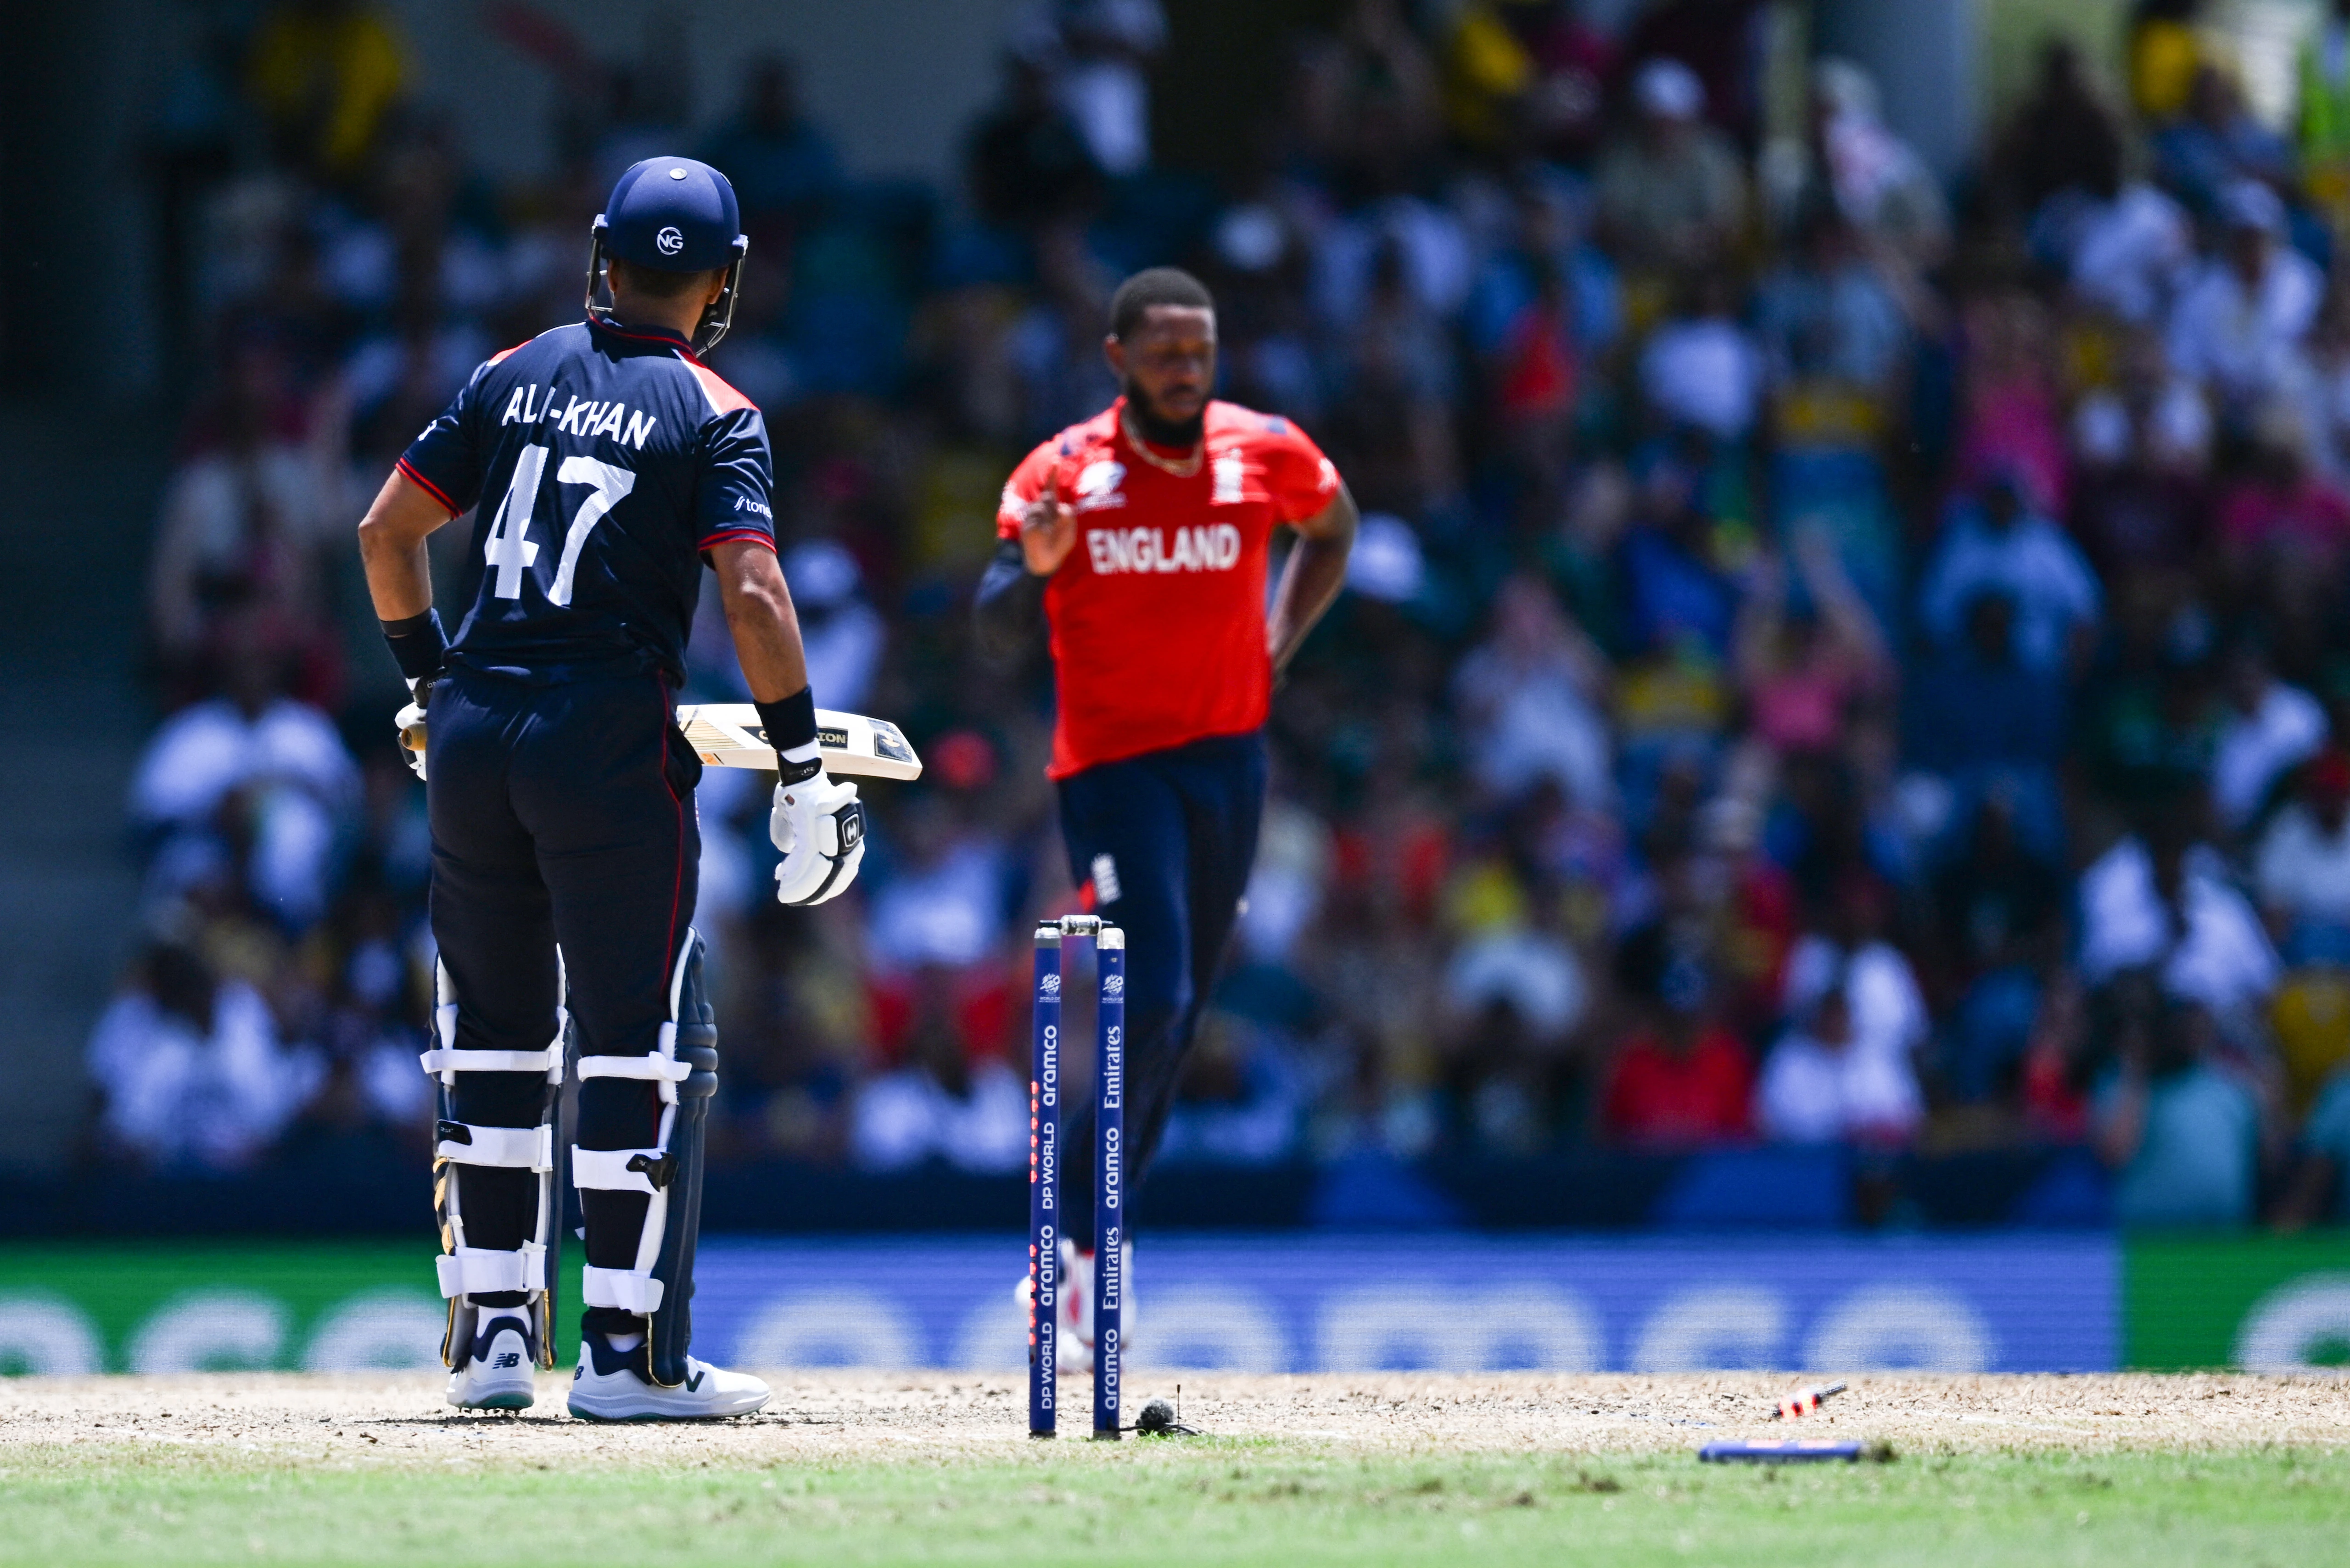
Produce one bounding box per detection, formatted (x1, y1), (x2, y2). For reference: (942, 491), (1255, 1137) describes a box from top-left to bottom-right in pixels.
(680, 355), (757, 416)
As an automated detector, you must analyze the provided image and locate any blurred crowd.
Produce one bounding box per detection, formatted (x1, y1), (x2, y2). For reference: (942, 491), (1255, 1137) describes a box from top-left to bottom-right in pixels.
(90, 0), (2350, 1232)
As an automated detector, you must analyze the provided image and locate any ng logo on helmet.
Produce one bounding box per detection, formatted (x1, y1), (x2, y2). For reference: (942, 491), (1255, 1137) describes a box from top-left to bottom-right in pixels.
(656, 226), (685, 256)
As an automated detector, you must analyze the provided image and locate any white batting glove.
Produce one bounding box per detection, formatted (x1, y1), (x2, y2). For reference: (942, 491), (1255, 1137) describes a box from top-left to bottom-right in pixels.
(395, 677), (432, 782)
(770, 742), (867, 906)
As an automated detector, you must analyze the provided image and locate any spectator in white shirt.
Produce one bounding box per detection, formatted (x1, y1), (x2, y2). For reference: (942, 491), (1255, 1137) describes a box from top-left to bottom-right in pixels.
(850, 978), (1030, 1171)
(1639, 270), (1764, 441)
(864, 791), (1017, 977)
(1917, 472), (2102, 674)
(1444, 924), (1587, 1047)
(1756, 982), (1924, 1144)
(2068, 182), (2194, 326)
(87, 941), (324, 1170)
(1781, 876), (1931, 1070)
(1048, 0), (1167, 177)
(127, 647), (360, 930)
(685, 540), (884, 717)
(145, 346), (352, 700)
(1450, 576), (1613, 810)
(2211, 642), (2327, 834)
(1800, 57), (1949, 271)
(2078, 812), (2281, 1022)
(2166, 181), (2322, 415)
(783, 540), (887, 716)
(1596, 57), (1749, 276)
(2255, 749), (2350, 944)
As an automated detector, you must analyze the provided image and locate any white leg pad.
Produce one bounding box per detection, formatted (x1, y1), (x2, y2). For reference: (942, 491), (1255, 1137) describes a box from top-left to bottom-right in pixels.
(436, 1244), (548, 1299)
(581, 1266), (666, 1314)
(571, 937), (715, 1354)
(436, 1123), (555, 1170)
(571, 1147), (671, 1194)
(427, 958), (570, 1373)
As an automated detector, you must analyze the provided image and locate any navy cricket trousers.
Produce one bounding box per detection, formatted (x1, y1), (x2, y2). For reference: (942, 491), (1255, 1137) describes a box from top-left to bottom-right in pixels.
(427, 666), (701, 1322)
(1054, 731), (1266, 1247)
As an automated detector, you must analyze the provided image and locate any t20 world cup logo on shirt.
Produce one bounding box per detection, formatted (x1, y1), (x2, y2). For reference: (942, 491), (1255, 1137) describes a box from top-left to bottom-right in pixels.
(1072, 459), (1127, 511)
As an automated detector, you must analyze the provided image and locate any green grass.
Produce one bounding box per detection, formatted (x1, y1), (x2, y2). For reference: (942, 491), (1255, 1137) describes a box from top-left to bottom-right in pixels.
(6, 1442), (2348, 1566)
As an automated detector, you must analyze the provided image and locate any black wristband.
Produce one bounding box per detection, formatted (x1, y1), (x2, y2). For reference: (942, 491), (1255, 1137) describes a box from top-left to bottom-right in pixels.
(755, 687), (819, 773)
(381, 609), (448, 683)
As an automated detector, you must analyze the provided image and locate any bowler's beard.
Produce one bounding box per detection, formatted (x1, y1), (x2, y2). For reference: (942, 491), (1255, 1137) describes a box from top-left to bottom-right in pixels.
(1121, 380), (1204, 448)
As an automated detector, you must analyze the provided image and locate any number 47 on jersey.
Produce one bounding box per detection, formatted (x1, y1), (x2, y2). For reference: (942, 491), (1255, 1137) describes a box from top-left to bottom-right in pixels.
(483, 442), (636, 606)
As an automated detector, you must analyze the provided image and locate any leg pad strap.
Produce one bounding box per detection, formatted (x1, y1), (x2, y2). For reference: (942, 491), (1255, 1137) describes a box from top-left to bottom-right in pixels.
(420, 1045), (564, 1079)
(581, 1265), (667, 1314)
(572, 1146), (674, 1193)
(436, 1244), (547, 1299)
(436, 1121), (554, 1170)
(578, 1052), (695, 1099)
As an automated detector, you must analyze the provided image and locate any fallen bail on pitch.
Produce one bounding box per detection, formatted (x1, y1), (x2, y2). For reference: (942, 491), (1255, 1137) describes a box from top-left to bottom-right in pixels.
(1029, 914), (1125, 1439)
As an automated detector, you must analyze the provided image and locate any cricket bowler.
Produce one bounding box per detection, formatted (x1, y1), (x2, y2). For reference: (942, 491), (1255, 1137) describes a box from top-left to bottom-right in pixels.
(975, 266), (1358, 1361)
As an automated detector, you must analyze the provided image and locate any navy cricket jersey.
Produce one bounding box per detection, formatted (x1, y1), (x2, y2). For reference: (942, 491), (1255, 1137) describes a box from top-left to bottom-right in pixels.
(397, 315), (776, 685)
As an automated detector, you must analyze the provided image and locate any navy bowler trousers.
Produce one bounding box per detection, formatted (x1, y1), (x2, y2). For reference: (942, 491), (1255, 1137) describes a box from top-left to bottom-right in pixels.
(1052, 730), (1266, 1247)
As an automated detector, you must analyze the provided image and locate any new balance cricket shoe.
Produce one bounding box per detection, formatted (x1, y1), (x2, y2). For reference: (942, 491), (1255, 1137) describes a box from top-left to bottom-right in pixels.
(446, 1314), (537, 1411)
(566, 1329), (771, 1421)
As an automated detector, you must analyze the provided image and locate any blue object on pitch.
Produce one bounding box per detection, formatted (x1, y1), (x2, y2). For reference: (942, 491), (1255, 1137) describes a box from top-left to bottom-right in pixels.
(1698, 1441), (1863, 1463)
(600, 157), (744, 271)
(1028, 925), (1063, 1438)
(1094, 929), (1125, 1441)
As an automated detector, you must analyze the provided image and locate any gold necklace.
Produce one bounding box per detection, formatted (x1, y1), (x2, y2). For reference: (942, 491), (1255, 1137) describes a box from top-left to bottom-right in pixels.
(1119, 409), (1205, 477)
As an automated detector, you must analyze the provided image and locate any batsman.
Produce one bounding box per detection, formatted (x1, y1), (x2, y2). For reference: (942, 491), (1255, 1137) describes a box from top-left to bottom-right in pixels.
(976, 268), (1357, 1361)
(357, 157), (865, 1417)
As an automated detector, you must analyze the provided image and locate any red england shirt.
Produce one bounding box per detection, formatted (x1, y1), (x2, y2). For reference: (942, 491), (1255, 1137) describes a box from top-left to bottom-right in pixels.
(1599, 1027), (1756, 1146)
(998, 398), (1340, 777)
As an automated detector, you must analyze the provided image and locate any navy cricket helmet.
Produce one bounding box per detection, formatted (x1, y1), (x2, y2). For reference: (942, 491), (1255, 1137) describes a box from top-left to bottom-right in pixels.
(585, 156), (751, 352)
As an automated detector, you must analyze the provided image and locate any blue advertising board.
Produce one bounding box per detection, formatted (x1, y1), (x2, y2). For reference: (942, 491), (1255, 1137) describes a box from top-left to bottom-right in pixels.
(688, 1233), (2120, 1375)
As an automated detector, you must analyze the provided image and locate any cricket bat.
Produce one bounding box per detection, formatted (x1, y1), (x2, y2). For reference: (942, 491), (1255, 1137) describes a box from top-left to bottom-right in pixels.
(677, 704), (923, 779)
(402, 704), (923, 781)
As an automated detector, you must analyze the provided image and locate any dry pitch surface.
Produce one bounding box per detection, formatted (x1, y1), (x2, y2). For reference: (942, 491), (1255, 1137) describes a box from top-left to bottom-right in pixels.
(9, 1373), (2350, 1566)
(6, 1368), (2347, 1455)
